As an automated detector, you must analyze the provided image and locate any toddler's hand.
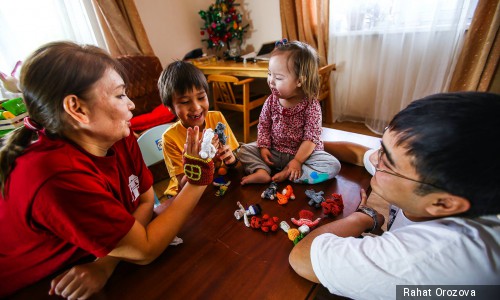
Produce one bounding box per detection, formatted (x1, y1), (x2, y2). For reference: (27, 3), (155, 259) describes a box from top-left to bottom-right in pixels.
(260, 148), (274, 166)
(287, 158), (302, 181)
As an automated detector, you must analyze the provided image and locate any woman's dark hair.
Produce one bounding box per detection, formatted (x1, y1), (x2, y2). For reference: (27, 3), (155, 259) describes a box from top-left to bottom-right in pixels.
(0, 41), (127, 194)
(388, 92), (500, 217)
(157, 60), (209, 111)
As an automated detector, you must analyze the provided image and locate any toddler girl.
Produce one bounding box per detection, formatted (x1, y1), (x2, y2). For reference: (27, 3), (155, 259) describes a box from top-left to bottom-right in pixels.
(239, 40), (340, 185)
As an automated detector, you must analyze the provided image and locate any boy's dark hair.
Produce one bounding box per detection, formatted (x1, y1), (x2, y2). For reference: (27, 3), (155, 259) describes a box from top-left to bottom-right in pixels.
(388, 92), (500, 217)
(157, 61), (209, 110)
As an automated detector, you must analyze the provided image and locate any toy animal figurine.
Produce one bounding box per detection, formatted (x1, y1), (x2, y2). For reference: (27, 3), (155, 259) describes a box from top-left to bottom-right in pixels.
(0, 60), (22, 93)
(280, 221), (307, 244)
(321, 193), (344, 217)
(213, 176), (231, 197)
(214, 122), (227, 146)
(234, 201), (262, 227)
(305, 189), (325, 208)
(261, 181), (278, 200)
(291, 210), (321, 229)
(277, 185), (295, 205)
(250, 214), (279, 232)
(199, 128), (216, 159)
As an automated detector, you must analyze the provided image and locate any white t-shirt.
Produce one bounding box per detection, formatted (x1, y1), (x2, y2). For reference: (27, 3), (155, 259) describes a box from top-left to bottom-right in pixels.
(310, 211), (500, 300)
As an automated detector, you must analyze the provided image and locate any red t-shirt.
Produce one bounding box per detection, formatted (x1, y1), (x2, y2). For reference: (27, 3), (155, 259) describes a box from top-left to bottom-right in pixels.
(0, 132), (153, 297)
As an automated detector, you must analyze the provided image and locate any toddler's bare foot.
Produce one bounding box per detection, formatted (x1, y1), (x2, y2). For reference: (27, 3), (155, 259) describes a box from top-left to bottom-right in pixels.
(241, 169), (272, 185)
(272, 167), (290, 182)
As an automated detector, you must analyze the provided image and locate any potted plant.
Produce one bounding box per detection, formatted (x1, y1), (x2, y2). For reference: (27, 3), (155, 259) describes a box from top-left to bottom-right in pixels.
(199, 0), (249, 58)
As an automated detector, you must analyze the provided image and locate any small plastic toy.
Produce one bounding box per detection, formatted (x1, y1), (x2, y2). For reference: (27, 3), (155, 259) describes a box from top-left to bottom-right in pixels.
(277, 185), (295, 205)
(214, 122), (227, 146)
(213, 176), (231, 197)
(321, 193), (344, 217)
(261, 181), (278, 200)
(234, 201), (262, 227)
(250, 214), (279, 232)
(0, 60), (22, 93)
(291, 210), (321, 229)
(305, 189), (325, 208)
(199, 128), (216, 159)
(280, 221), (309, 244)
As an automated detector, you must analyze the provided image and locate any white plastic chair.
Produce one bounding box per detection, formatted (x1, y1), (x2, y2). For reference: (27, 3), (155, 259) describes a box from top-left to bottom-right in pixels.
(137, 123), (173, 206)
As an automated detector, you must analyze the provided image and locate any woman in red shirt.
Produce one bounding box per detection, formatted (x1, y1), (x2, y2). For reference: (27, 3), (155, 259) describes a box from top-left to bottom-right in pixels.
(0, 41), (213, 299)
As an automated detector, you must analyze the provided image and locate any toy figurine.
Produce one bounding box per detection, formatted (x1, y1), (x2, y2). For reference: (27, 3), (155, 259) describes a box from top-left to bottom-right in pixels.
(305, 189), (325, 208)
(291, 209), (321, 229)
(280, 221), (308, 244)
(250, 214), (279, 232)
(213, 176), (231, 197)
(199, 128), (216, 159)
(234, 201), (262, 227)
(321, 193), (344, 217)
(261, 181), (278, 200)
(214, 122), (227, 146)
(0, 60), (22, 93)
(277, 185), (295, 205)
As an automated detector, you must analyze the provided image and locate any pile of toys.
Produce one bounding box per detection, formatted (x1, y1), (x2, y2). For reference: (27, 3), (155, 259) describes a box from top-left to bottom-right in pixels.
(233, 181), (345, 245)
(0, 97), (28, 138)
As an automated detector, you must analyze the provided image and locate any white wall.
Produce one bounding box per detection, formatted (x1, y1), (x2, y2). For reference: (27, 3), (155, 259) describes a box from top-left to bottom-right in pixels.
(135, 0), (282, 67)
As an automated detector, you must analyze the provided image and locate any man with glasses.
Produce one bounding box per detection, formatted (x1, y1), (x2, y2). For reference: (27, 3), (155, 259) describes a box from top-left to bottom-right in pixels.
(289, 92), (500, 299)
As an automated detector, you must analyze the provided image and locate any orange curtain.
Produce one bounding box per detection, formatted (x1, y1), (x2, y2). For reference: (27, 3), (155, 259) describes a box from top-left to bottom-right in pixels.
(93, 0), (154, 56)
(279, 0), (329, 65)
(449, 0), (500, 91)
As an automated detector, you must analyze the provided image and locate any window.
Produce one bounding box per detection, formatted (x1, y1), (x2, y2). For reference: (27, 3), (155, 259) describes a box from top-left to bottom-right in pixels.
(331, 0), (478, 35)
(0, 0), (105, 72)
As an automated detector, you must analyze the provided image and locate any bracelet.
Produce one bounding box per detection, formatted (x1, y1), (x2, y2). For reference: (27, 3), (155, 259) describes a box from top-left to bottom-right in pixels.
(183, 153), (214, 185)
(356, 205), (378, 233)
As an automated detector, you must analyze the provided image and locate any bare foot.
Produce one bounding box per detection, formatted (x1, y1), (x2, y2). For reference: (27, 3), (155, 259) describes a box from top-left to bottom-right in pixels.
(272, 167), (290, 182)
(241, 169), (272, 185)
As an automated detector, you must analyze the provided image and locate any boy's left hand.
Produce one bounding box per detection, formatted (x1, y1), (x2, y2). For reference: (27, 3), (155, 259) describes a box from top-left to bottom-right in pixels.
(218, 145), (236, 165)
(287, 158), (302, 181)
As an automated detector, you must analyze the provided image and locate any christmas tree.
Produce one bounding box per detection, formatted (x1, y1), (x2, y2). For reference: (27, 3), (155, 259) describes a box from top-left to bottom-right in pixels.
(199, 0), (249, 53)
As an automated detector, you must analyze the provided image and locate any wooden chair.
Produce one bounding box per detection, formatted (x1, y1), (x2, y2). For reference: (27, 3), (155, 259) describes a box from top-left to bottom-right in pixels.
(318, 63), (336, 123)
(207, 74), (267, 143)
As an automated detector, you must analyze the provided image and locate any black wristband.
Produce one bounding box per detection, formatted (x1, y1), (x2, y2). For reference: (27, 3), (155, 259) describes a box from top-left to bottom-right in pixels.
(356, 205), (378, 233)
(225, 151), (239, 168)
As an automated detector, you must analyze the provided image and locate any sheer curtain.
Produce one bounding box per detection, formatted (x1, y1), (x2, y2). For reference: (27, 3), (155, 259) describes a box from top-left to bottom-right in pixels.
(329, 0), (478, 134)
(0, 0), (106, 73)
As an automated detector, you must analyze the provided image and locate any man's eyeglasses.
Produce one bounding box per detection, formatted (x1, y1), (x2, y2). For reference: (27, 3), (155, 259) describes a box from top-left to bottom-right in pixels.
(374, 147), (442, 190)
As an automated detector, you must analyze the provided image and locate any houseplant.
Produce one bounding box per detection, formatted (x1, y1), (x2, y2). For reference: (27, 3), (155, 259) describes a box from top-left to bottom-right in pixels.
(199, 0), (249, 57)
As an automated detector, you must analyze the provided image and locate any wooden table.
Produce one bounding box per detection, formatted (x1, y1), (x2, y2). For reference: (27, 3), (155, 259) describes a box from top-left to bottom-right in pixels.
(196, 59), (269, 78)
(11, 130), (380, 300)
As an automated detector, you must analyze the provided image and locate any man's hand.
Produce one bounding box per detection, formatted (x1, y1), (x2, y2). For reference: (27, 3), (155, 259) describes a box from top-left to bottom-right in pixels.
(359, 189), (385, 234)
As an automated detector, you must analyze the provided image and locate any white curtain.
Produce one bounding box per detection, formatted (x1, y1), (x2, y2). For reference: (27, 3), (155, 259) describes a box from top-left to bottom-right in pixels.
(0, 0), (105, 73)
(328, 0), (478, 134)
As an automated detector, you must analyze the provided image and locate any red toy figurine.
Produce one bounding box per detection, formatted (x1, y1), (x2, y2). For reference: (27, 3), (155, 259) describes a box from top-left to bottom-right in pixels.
(277, 185), (295, 205)
(321, 193), (344, 217)
(291, 210), (321, 229)
(250, 214), (279, 232)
